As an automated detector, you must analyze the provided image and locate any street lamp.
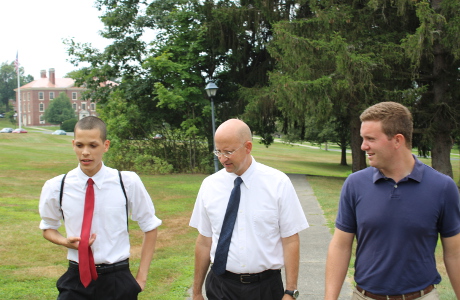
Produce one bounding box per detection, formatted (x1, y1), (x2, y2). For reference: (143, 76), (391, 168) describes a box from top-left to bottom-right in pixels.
(205, 81), (219, 173)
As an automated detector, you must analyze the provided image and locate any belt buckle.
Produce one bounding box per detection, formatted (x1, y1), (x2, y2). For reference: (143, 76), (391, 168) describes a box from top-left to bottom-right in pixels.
(240, 274), (252, 284)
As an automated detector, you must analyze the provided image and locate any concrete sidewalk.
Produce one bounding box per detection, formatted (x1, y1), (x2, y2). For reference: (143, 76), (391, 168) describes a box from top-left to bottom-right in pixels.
(186, 174), (352, 299)
(288, 174), (352, 299)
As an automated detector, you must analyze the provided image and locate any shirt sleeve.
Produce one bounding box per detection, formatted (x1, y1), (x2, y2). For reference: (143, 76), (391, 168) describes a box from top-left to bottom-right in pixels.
(39, 175), (64, 230)
(278, 175), (309, 238)
(335, 176), (358, 234)
(123, 171), (162, 232)
(439, 178), (460, 238)
(189, 179), (213, 237)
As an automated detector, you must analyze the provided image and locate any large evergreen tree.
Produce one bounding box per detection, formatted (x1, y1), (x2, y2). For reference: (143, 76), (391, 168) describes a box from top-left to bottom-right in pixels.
(245, 0), (460, 175)
(65, 0), (310, 172)
(401, 0), (460, 177)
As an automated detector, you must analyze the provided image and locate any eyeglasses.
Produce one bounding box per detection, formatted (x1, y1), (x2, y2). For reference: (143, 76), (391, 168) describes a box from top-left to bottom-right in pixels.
(213, 144), (245, 158)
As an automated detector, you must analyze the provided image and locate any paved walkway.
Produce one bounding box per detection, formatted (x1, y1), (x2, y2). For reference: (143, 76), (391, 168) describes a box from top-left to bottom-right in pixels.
(186, 174), (353, 299)
(288, 174), (352, 299)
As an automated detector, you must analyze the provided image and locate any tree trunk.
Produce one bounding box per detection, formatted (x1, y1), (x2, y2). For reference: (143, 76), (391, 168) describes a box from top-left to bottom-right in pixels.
(340, 146), (348, 166)
(350, 116), (366, 172)
(431, 131), (453, 178)
(430, 10), (453, 178)
(339, 129), (348, 166)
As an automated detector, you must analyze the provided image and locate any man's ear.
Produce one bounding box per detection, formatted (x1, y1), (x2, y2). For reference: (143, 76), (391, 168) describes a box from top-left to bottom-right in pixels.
(394, 134), (405, 149)
(246, 141), (253, 152)
(104, 139), (111, 152)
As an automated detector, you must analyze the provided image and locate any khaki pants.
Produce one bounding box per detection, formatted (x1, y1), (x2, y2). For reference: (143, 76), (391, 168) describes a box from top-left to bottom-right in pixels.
(351, 287), (439, 300)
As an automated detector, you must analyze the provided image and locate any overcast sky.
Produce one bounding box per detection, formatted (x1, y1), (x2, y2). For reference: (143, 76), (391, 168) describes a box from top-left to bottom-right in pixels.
(0, 0), (109, 80)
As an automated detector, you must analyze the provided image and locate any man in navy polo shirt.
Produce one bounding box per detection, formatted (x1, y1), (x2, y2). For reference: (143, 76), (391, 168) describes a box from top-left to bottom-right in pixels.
(325, 102), (460, 300)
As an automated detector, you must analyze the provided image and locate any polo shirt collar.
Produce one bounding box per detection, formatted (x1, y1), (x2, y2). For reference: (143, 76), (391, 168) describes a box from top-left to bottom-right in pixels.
(76, 162), (106, 190)
(372, 154), (424, 183)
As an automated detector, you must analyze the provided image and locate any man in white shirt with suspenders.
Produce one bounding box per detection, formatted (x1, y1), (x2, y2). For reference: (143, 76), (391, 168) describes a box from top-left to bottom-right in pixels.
(39, 116), (161, 300)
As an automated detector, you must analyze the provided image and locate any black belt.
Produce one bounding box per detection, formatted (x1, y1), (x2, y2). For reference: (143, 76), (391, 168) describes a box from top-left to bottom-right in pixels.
(69, 258), (129, 275)
(221, 269), (281, 284)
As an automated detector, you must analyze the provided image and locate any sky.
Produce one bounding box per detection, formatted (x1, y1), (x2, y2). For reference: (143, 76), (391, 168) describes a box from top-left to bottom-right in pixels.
(0, 0), (109, 80)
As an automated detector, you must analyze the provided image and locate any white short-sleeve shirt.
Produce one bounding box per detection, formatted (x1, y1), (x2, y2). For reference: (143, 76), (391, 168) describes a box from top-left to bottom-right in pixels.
(39, 163), (162, 264)
(189, 158), (309, 274)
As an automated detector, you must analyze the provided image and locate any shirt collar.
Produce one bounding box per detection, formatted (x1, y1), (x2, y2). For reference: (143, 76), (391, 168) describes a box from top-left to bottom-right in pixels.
(238, 156), (256, 189)
(372, 154), (424, 183)
(76, 162), (106, 190)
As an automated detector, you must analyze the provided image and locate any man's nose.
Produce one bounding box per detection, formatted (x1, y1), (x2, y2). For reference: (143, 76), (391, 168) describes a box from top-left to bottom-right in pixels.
(82, 147), (90, 155)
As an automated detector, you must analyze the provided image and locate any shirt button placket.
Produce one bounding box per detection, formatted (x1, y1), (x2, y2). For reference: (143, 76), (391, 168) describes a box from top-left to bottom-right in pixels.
(238, 209), (247, 271)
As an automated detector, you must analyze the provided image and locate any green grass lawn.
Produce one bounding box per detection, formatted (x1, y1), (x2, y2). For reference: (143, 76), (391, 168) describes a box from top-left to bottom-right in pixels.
(0, 126), (206, 299)
(0, 118), (458, 299)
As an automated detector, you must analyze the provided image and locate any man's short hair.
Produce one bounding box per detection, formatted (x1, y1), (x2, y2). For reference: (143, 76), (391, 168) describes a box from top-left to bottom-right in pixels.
(360, 101), (413, 148)
(74, 116), (107, 141)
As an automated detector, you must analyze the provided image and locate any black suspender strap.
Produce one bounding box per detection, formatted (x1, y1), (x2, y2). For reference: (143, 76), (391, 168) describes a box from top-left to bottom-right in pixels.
(59, 171), (129, 230)
(59, 173), (67, 220)
(118, 170), (129, 231)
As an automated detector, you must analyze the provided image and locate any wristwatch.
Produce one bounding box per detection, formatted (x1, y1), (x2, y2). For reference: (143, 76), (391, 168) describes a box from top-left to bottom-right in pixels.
(285, 289), (299, 299)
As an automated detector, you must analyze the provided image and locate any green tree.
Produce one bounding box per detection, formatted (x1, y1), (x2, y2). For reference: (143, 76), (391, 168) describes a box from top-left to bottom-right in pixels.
(0, 61), (33, 112)
(245, 0), (460, 176)
(44, 92), (75, 124)
(64, 0), (309, 172)
(401, 0), (460, 177)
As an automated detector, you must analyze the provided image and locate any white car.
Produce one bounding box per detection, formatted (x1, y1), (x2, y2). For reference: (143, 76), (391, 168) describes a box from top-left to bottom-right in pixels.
(0, 127), (14, 133)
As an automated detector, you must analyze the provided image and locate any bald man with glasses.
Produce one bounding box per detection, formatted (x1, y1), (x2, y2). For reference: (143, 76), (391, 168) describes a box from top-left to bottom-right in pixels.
(190, 119), (309, 300)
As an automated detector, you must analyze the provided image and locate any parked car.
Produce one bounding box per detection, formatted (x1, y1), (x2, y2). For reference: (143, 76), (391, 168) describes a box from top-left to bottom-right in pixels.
(153, 134), (163, 139)
(52, 130), (67, 135)
(0, 127), (13, 133)
(12, 128), (27, 133)
(0, 113), (4, 118)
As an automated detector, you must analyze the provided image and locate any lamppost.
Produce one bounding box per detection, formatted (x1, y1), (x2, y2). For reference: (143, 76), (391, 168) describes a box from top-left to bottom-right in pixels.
(205, 81), (219, 173)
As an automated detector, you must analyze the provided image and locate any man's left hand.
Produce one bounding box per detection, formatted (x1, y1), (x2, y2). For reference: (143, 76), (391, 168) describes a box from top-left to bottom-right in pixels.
(136, 278), (146, 291)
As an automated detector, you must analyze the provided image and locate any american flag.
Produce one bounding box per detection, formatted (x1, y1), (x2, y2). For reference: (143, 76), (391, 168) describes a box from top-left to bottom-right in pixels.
(14, 52), (19, 73)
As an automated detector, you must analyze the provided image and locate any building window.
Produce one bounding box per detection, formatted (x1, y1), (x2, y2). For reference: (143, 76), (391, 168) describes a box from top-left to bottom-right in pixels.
(28, 103), (30, 112)
(39, 92), (44, 100)
(28, 92), (30, 101)
(50, 92), (55, 100)
(72, 92), (77, 100)
(82, 103), (87, 110)
(39, 115), (45, 124)
(91, 103), (95, 111)
(39, 103), (44, 112)
(72, 103), (77, 111)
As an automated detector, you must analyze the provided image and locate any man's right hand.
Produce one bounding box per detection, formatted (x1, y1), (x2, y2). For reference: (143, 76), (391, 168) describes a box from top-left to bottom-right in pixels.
(66, 233), (96, 249)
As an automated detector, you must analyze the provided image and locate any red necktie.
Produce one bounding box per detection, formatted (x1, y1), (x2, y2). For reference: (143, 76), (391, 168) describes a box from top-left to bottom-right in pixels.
(79, 178), (98, 287)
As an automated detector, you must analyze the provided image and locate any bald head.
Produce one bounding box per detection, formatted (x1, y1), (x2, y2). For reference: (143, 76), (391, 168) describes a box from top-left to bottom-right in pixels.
(214, 119), (253, 175)
(215, 119), (252, 143)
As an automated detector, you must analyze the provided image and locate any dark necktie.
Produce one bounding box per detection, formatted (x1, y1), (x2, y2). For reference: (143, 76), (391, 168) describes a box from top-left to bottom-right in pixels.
(212, 176), (243, 275)
(79, 178), (98, 287)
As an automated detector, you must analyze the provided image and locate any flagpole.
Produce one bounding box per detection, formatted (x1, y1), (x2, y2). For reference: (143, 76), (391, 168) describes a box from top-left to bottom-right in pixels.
(16, 52), (21, 129)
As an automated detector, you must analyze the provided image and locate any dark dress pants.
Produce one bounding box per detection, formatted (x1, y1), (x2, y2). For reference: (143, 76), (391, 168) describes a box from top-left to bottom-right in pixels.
(205, 269), (285, 300)
(56, 266), (141, 300)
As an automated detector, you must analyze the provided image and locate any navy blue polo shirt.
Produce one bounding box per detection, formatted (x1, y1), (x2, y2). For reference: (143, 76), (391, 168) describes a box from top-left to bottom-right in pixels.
(336, 156), (460, 295)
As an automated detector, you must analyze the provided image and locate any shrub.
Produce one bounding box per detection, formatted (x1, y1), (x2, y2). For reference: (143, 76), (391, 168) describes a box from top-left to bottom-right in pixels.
(133, 154), (174, 175)
(61, 118), (78, 132)
(104, 130), (211, 174)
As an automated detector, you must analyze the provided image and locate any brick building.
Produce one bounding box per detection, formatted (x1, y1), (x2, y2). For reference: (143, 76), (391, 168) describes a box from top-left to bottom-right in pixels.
(13, 68), (96, 126)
